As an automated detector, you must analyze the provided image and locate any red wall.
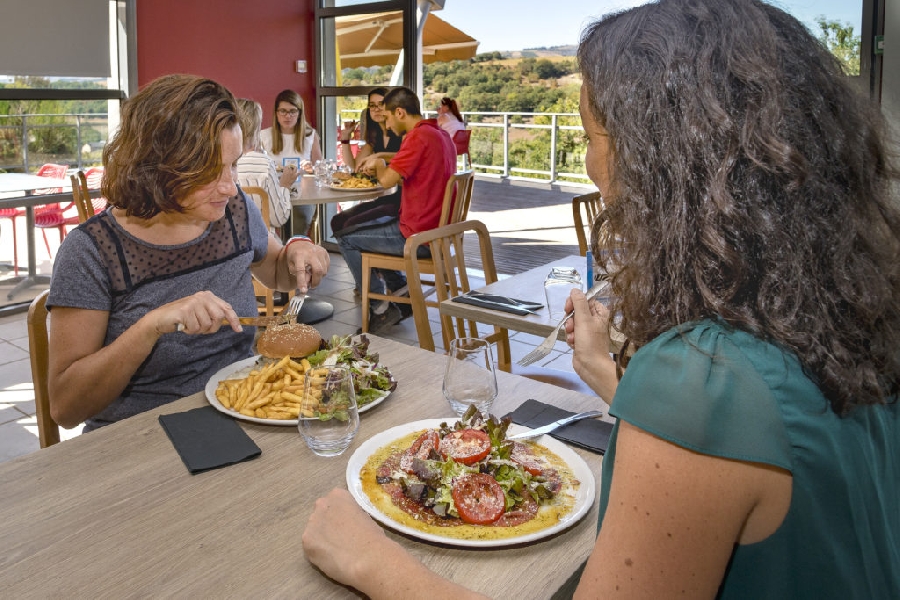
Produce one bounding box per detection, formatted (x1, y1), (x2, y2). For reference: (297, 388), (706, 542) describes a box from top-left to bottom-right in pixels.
(136, 0), (318, 126)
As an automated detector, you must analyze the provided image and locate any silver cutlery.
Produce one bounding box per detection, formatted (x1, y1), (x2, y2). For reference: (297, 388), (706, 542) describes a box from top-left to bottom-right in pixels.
(467, 290), (542, 308)
(464, 294), (539, 315)
(517, 283), (608, 367)
(507, 410), (604, 441)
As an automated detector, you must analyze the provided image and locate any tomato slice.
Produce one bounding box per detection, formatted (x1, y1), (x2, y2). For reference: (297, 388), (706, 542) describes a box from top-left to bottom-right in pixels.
(439, 428), (491, 465)
(451, 473), (506, 525)
(510, 441), (545, 476)
(399, 430), (441, 473)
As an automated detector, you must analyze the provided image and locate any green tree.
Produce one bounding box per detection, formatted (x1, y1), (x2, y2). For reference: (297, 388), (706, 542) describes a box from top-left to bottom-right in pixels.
(816, 17), (860, 76)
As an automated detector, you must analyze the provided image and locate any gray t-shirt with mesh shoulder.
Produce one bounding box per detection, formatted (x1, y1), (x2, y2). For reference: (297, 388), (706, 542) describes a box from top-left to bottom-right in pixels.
(47, 192), (270, 432)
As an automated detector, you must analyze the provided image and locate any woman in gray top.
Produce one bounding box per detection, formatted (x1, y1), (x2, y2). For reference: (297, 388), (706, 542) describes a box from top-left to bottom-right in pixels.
(47, 74), (330, 432)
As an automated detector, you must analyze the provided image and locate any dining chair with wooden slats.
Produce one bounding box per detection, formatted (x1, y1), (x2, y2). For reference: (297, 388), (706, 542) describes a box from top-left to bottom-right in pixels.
(572, 191), (603, 256)
(359, 170), (475, 333)
(27, 289), (61, 448)
(404, 219), (595, 394)
(71, 171), (93, 222)
(241, 185), (277, 317)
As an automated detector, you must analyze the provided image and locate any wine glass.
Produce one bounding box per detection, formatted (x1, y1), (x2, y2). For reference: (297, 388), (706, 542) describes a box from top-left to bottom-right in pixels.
(442, 338), (498, 417)
(298, 366), (360, 456)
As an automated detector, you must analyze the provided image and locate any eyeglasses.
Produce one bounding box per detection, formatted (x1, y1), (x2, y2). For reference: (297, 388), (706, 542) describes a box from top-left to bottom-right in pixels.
(277, 109), (300, 117)
(367, 101), (385, 110)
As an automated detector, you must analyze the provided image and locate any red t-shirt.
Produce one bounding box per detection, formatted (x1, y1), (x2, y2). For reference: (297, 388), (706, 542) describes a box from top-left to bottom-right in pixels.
(388, 118), (456, 238)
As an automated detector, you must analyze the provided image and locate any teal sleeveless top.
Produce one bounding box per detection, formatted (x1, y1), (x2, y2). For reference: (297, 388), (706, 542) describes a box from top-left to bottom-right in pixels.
(598, 320), (899, 598)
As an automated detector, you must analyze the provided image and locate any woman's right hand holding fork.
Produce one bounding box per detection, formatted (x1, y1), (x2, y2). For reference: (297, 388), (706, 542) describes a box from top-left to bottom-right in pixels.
(565, 289), (619, 402)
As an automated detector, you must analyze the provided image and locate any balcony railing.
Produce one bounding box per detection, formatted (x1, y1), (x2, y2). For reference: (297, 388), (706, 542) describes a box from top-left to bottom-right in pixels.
(0, 113), (108, 174)
(2, 110), (590, 186)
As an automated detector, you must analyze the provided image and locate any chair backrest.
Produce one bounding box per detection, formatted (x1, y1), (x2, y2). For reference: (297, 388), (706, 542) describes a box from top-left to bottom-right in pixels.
(71, 171), (93, 223)
(452, 129), (471, 156)
(27, 290), (61, 448)
(34, 163), (68, 195)
(452, 130), (472, 170)
(240, 186), (275, 317)
(404, 219), (511, 371)
(572, 191), (603, 256)
(437, 170), (475, 228)
(83, 166), (104, 189)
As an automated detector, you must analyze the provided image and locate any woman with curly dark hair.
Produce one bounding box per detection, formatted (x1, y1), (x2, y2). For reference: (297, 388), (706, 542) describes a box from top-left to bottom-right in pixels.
(46, 74), (330, 432)
(301, 0), (899, 597)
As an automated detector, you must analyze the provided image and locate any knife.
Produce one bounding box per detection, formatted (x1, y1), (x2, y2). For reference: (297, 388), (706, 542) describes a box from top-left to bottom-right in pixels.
(506, 410), (604, 441)
(460, 294), (540, 315)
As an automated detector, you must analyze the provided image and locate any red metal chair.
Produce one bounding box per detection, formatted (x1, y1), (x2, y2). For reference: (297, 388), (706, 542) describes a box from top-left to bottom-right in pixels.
(452, 130), (471, 170)
(31, 164), (77, 257)
(0, 163), (69, 274)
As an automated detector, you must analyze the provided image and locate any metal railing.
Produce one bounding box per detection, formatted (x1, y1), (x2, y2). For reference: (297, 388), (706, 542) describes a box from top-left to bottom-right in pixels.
(0, 113), (108, 174)
(341, 109), (591, 185)
(3, 110), (590, 186)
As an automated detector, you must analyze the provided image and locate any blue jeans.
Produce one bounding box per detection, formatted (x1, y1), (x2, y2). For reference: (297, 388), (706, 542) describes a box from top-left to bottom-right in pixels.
(335, 220), (428, 303)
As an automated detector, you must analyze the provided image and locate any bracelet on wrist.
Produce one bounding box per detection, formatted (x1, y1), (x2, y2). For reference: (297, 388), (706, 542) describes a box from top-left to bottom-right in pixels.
(340, 139), (351, 145)
(284, 235), (312, 250)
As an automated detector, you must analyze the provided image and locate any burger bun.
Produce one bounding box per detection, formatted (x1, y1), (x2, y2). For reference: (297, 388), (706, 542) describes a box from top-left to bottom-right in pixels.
(257, 323), (322, 359)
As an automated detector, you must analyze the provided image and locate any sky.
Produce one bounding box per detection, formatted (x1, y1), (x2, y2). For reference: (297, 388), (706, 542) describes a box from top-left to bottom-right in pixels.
(437, 0), (864, 53)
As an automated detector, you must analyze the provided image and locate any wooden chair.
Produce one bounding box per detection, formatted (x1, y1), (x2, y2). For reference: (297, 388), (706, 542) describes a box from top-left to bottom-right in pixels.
(360, 170), (475, 333)
(71, 168), (109, 223)
(27, 290), (61, 448)
(241, 186), (275, 317)
(572, 191), (603, 256)
(453, 130), (472, 170)
(405, 219), (594, 394)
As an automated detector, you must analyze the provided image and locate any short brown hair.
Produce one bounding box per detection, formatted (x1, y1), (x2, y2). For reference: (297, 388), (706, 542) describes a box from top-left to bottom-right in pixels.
(101, 74), (238, 218)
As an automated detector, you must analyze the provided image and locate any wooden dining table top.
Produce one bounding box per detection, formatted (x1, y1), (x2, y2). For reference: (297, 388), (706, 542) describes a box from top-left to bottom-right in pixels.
(441, 254), (588, 340)
(0, 335), (609, 598)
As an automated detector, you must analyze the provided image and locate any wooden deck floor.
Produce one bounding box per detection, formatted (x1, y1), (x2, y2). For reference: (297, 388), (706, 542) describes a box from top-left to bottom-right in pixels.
(464, 176), (595, 276)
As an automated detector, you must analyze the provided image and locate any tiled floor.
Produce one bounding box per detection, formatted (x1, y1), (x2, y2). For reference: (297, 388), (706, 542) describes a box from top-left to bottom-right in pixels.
(0, 251), (578, 464)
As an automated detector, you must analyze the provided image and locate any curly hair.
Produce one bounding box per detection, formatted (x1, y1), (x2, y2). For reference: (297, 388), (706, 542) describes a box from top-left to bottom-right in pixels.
(578, 0), (900, 414)
(270, 89), (313, 155)
(101, 74), (238, 218)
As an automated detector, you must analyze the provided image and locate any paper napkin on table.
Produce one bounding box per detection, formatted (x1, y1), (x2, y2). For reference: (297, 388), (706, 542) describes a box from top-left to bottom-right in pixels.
(159, 406), (261, 474)
(451, 292), (543, 316)
(506, 398), (613, 454)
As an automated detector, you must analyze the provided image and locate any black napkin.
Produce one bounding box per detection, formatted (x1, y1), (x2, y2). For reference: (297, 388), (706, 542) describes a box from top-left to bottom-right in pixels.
(159, 406), (261, 474)
(451, 291), (543, 316)
(506, 399), (613, 455)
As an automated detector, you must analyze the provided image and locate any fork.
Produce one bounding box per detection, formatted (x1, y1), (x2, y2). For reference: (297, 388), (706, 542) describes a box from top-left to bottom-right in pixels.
(281, 290), (306, 324)
(517, 283), (607, 367)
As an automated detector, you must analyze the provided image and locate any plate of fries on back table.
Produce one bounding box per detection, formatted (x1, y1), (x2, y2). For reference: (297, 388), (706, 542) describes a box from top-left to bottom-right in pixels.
(329, 172), (382, 191)
(205, 334), (397, 426)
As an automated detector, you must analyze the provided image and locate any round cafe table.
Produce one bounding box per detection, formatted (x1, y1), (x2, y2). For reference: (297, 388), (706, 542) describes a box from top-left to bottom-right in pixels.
(290, 175), (389, 325)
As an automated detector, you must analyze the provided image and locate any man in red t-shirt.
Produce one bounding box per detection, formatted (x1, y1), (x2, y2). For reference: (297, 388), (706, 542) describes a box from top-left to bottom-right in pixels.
(335, 86), (456, 333)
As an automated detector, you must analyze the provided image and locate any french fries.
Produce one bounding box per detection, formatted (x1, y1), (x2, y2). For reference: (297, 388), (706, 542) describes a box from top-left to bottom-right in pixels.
(334, 176), (377, 189)
(215, 356), (332, 420)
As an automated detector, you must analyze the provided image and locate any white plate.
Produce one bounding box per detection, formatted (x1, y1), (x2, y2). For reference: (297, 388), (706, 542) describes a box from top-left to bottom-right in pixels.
(346, 419), (597, 548)
(205, 355), (392, 426)
(329, 182), (383, 192)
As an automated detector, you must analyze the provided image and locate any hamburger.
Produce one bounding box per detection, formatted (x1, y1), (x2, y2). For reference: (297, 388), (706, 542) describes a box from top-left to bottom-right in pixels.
(256, 322), (323, 361)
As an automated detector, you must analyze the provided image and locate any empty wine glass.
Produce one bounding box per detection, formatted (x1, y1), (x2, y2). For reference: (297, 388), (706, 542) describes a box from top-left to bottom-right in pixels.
(442, 338), (498, 417)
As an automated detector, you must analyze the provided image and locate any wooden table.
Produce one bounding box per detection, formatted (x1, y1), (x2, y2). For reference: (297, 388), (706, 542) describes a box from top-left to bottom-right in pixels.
(0, 174), (71, 300)
(441, 254), (590, 341)
(0, 336), (609, 598)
